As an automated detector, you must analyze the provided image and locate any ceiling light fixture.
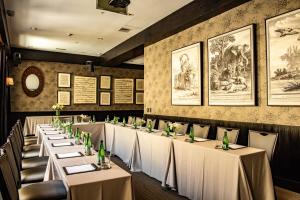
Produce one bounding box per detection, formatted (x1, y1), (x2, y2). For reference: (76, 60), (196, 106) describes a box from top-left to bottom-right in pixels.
(68, 33), (74, 37)
(30, 27), (38, 31)
(6, 10), (15, 17)
(97, 37), (103, 40)
(118, 27), (130, 32)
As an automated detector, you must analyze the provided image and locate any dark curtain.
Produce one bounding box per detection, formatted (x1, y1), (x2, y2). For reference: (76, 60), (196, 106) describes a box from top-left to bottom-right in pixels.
(0, 46), (8, 145)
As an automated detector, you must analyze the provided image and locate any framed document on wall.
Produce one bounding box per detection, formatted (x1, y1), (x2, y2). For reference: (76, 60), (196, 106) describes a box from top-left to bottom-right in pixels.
(58, 73), (71, 88)
(136, 92), (144, 104)
(100, 75), (111, 89)
(114, 78), (134, 104)
(73, 76), (97, 104)
(136, 79), (144, 91)
(57, 91), (71, 106)
(100, 92), (111, 105)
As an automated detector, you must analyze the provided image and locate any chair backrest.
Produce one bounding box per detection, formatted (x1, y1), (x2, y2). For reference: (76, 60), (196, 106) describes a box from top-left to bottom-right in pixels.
(248, 130), (278, 161)
(216, 127), (239, 144)
(14, 123), (24, 147)
(158, 120), (168, 131)
(146, 118), (156, 128)
(16, 120), (24, 144)
(174, 122), (188, 135)
(193, 124), (210, 139)
(136, 117), (143, 125)
(59, 116), (73, 123)
(127, 116), (134, 125)
(0, 154), (19, 200)
(1, 141), (21, 188)
(7, 134), (22, 171)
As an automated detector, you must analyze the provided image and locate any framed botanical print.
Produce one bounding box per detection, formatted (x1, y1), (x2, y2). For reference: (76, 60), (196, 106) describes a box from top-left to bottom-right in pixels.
(58, 73), (71, 88)
(266, 9), (300, 106)
(136, 79), (144, 91)
(136, 92), (144, 104)
(171, 42), (202, 105)
(208, 24), (256, 106)
(57, 91), (71, 106)
(100, 92), (111, 106)
(100, 75), (111, 89)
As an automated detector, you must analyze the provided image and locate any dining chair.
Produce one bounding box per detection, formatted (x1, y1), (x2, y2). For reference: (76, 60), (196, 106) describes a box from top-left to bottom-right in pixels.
(248, 130), (278, 161)
(0, 153), (67, 200)
(158, 120), (168, 131)
(193, 124), (210, 139)
(216, 127), (239, 144)
(127, 116), (134, 124)
(174, 122), (188, 135)
(146, 118), (156, 128)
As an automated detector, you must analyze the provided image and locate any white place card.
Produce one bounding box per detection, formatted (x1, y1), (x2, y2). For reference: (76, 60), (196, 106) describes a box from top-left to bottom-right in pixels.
(56, 152), (83, 159)
(229, 144), (246, 150)
(64, 164), (97, 175)
(39, 124), (52, 128)
(52, 142), (73, 147)
(48, 136), (66, 140)
(194, 137), (209, 142)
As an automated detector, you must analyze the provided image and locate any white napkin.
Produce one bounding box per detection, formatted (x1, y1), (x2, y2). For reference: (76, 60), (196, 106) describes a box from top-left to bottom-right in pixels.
(48, 136), (65, 140)
(229, 144), (246, 150)
(52, 142), (72, 147)
(194, 137), (209, 142)
(39, 124), (52, 128)
(57, 152), (81, 159)
(65, 164), (96, 174)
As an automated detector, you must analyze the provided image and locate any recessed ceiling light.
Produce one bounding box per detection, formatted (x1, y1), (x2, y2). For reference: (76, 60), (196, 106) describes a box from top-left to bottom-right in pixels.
(30, 27), (38, 31)
(56, 48), (66, 50)
(68, 33), (74, 37)
(97, 37), (103, 40)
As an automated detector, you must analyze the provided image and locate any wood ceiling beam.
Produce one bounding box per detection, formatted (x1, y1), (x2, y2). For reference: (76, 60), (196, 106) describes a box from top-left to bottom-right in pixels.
(100, 0), (250, 66)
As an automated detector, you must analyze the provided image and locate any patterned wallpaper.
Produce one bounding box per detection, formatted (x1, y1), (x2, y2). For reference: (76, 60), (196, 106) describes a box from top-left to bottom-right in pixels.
(144, 0), (300, 126)
(10, 60), (144, 112)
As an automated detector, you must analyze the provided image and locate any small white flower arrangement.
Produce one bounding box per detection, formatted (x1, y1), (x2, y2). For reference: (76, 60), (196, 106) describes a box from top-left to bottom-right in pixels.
(52, 103), (64, 111)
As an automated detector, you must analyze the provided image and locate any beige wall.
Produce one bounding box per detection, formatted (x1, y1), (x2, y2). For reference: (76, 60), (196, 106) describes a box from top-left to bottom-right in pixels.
(10, 60), (144, 112)
(144, 0), (300, 126)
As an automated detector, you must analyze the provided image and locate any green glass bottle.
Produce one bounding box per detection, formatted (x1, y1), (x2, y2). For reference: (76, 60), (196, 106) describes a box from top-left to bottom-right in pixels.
(123, 117), (126, 126)
(189, 127), (194, 143)
(147, 120), (153, 132)
(68, 125), (73, 138)
(106, 115), (109, 122)
(75, 128), (80, 145)
(98, 140), (106, 165)
(222, 131), (229, 150)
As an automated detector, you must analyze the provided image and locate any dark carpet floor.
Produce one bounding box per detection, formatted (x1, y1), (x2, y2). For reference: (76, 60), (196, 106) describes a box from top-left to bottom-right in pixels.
(110, 156), (188, 200)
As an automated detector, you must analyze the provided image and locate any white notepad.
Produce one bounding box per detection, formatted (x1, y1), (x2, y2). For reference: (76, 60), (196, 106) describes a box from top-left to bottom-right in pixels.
(52, 142), (73, 147)
(48, 136), (65, 140)
(44, 131), (61, 135)
(194, 137), (209, 142)
(229, 144), (246, 150)
(56, 152), (82, 159)
(65, 164), (96, 175)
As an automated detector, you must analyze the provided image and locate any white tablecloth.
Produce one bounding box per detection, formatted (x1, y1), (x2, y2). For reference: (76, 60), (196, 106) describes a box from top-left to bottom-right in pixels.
(173, 137), (275, 200)
(137, 129), (176, 188)
(37, 124), (133, 200)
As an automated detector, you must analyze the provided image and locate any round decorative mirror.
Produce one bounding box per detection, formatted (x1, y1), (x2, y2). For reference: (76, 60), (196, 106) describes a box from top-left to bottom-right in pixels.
(22, 66), (44, 97)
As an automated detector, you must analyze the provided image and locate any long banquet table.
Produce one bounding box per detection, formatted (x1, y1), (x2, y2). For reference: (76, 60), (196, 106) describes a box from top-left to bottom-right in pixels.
(104, 122), (275, 200)
(37, 124), (133, 200)
(23, 115), (81, 136)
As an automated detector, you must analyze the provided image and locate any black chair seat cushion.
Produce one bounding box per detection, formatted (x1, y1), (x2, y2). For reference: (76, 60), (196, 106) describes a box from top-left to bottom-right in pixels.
(22, 156), (49, 170)
(19, 180), (67, 200)
(23, 144), (40, 152)
(21, 165), (46, 184)
(22, 148), (40, 159)
(24, 139), (38, 146)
